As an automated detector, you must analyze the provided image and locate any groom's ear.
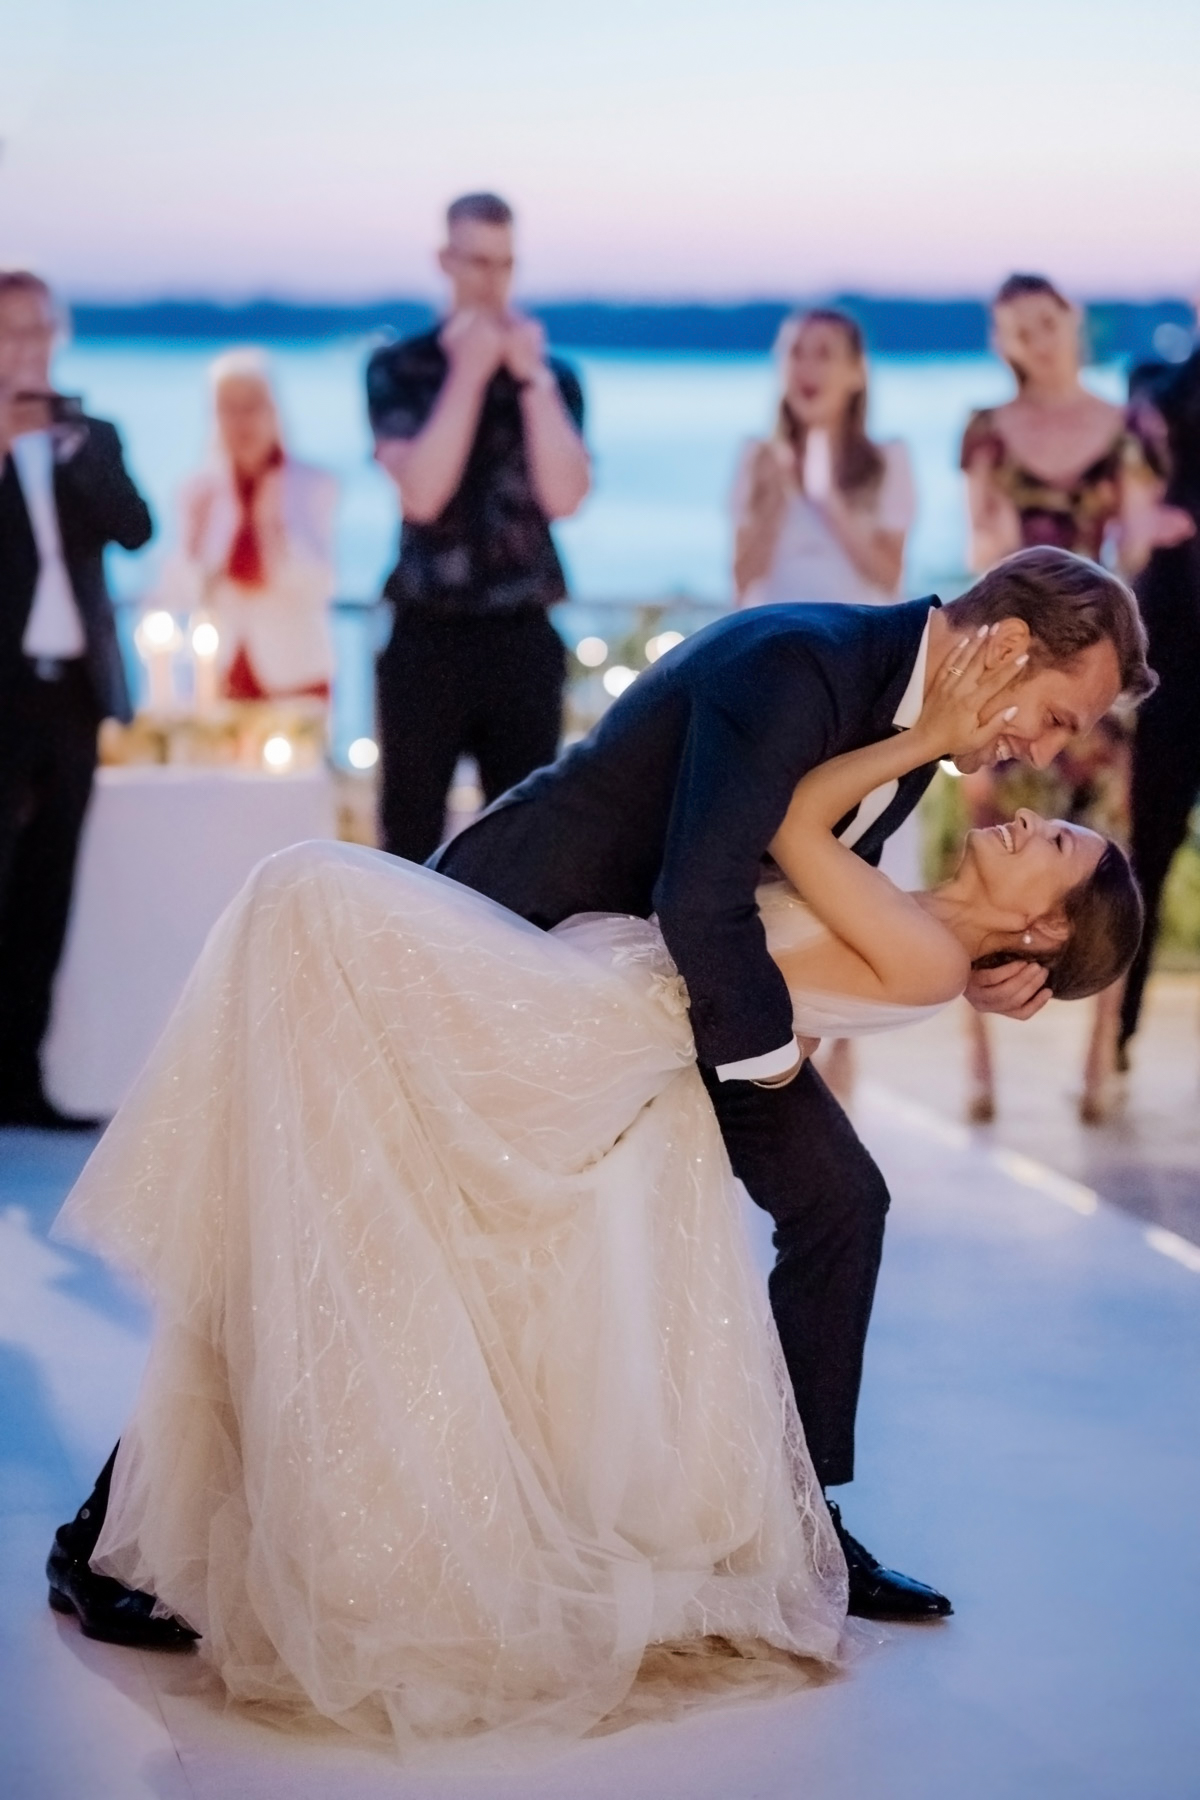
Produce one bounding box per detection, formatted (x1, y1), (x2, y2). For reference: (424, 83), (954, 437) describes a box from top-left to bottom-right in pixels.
(985, 618), (1032, 666)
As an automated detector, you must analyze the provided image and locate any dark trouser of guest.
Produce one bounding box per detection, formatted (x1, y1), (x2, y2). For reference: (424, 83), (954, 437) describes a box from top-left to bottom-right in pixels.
(376, 608), (566, 863)
(1119, 546), (1200, 1052)
(700, 1059), (890, 1489)
(0, 659), (99, 1111)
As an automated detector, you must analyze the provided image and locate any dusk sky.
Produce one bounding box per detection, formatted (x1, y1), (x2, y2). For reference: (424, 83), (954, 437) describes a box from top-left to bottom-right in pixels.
(2, 0), (1197, 301)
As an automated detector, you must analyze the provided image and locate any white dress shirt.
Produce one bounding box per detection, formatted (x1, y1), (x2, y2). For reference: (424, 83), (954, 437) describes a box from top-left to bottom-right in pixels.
(11, 430), (87, 659)
(715, 611), (932, 1083)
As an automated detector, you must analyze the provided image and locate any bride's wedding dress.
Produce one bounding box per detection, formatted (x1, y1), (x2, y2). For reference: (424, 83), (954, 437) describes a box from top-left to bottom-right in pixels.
(55, 843), (944, 1762)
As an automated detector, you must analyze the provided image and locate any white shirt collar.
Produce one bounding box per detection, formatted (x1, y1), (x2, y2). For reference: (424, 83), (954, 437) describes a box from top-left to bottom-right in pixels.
(891, 611), (933, 730)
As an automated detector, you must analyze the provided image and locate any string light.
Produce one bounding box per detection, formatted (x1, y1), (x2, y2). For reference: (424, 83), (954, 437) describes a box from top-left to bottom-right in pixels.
(575, 636), (608, 668)
(603, 666), (637, 698)
(645, 630), (684, 663)
(347, 737), (379, 770)
(263, 735), (294, 770)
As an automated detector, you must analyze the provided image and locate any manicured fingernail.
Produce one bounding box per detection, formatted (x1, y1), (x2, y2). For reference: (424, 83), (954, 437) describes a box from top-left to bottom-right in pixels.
(1002, 705), (1018, 720)
(1014, 653), (1029, 667)
(976, 625), (989, 638)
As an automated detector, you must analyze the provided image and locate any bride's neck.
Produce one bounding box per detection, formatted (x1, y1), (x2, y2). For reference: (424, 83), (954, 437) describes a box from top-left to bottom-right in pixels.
(909, 880), (994, 964)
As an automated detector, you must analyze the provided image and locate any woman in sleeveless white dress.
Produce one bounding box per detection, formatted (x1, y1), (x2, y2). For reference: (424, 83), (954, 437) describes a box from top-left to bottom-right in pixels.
(54, 640), (1136, 1761)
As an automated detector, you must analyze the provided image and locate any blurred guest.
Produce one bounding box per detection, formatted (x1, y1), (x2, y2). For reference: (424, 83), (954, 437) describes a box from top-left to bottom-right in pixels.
(368, 192), (590, 863)
(733, 308), (915, 608)
(1119, 319), (1200, 1063)
(0, 270), (152, 1130)
(960, 273), (1175, 1122)
(156, 350), (336, 700)
(732, 306), (916, 1099)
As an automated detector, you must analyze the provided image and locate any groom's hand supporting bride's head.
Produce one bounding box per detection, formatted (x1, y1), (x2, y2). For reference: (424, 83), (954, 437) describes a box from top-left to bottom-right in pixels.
(964, 956), (1052, 1020)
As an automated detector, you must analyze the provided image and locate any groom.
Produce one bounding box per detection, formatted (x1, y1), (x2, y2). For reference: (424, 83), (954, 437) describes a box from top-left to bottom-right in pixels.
(48, 548), (1152, 1645)
(430, 544), (1153, 1619)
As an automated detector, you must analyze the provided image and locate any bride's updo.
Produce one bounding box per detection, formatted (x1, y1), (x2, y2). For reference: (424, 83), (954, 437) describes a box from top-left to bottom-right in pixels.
(975, 838), (1143, 1002)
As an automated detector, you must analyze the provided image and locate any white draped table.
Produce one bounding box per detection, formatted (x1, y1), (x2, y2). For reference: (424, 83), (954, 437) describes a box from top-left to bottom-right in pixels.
(44, 765), (339, 1116)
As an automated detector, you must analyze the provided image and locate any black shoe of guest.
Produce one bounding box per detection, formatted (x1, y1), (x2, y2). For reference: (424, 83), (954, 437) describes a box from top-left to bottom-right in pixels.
(0, 1091), (102, 1132)
(828, 1502), (953, 1620)
(46, 1529), (198, 1649)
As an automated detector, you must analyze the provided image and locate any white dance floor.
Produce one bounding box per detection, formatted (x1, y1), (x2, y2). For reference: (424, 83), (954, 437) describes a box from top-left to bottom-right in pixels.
(2, 1084), (1197, 1800)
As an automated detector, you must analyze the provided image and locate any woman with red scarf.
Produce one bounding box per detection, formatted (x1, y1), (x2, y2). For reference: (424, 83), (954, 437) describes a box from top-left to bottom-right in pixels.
(160, 351), (337, 701)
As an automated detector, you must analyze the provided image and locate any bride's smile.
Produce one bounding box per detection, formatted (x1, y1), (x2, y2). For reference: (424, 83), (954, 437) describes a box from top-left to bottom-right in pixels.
(960, 806), (1106, 931)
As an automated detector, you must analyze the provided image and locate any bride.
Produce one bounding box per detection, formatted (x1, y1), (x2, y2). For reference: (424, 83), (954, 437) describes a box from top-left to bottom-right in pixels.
(54, 634), (1140, 1761)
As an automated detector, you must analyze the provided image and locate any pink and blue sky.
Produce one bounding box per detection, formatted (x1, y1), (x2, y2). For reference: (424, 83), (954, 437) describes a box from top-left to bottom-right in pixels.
(2, 0), (1197, 300)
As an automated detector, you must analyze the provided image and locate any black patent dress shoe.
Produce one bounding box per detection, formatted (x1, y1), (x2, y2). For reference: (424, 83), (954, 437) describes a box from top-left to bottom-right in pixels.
(0, 1091), (103, 1132)
(46, 1530), (198, 1650)
(828, 1503), (953, 1620)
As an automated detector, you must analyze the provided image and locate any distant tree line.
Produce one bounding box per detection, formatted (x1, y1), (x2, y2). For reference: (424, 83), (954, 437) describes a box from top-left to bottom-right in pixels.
(67, 294), (1194, 362)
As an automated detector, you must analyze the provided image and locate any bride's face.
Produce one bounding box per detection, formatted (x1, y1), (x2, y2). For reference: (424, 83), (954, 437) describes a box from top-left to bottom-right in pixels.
(964, 808), (1105, 934)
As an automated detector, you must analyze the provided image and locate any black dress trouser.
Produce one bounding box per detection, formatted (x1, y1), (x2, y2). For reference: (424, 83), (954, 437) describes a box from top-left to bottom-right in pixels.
(1120, 545), (1200, 1047)
(0, 661), (99, 1101)
(376, 609), (567, 865)
(700, 1062), (890, 1489)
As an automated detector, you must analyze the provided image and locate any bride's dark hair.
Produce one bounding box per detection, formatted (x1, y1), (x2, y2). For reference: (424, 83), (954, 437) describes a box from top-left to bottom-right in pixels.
(972, 838), (1143, 1002)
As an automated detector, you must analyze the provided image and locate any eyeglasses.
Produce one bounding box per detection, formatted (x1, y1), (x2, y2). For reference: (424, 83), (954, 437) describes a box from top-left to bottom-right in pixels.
(0, 320), (57, 344)
(447, 252), (515, 275)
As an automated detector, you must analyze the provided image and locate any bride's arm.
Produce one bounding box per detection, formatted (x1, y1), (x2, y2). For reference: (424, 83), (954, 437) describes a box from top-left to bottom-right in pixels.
(768, 630), (1023, 1005)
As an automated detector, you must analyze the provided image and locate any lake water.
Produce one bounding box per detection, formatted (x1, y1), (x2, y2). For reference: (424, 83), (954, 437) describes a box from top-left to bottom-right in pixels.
(56, 339), (1128, 753)
(59, 339), (1129, 607)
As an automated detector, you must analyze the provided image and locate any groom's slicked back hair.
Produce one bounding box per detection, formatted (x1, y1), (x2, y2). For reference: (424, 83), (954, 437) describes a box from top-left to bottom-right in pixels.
(945, 547), (1157, 703)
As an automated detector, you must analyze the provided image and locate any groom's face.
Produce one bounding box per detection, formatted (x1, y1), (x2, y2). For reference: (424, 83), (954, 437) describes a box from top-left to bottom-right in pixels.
(950, 636), (1123, 774)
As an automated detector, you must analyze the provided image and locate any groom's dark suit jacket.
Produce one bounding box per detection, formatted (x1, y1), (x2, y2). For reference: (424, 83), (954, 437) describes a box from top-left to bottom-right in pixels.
(433, 597), (939, 1070)
(0, 416), (151, 721)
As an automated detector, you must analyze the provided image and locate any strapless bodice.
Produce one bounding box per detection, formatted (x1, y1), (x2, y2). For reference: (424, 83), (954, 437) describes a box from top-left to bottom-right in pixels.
(753, 878), (947, 1039)
(556, 881), (950, 1046)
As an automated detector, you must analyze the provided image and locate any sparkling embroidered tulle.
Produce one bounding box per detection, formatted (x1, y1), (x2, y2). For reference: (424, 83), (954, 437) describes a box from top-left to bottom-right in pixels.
(52, 846), (942, 1764)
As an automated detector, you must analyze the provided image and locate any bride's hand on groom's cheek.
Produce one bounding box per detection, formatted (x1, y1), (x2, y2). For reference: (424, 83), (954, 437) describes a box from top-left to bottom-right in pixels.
(964, 959), (1051, 1021)
(916, 628), (1027, 759)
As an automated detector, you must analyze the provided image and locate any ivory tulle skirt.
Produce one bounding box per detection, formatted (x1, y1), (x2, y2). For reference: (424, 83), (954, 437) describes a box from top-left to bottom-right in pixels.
(56, 843), (846, 1763)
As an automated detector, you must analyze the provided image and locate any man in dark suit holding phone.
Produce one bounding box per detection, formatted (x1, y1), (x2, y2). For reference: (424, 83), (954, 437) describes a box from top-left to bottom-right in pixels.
(0, 270), (153, 1130)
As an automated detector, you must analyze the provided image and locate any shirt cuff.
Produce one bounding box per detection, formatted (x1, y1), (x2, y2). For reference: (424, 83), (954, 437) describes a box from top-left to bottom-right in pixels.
(714, 1039), (801, 1084)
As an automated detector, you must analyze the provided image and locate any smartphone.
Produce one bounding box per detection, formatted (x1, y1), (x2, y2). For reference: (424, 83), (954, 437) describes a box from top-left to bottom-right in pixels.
(12, 390), (84, 423)
(803, 429), (833, 501)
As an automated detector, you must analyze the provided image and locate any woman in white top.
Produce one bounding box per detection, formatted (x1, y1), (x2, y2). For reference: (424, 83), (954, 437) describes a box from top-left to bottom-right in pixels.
(156, 351), (337, 700)
(733, 308), (916, 609)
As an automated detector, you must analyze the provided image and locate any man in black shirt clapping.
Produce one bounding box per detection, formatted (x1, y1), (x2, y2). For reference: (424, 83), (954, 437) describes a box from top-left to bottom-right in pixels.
(367, 193), (590, 862)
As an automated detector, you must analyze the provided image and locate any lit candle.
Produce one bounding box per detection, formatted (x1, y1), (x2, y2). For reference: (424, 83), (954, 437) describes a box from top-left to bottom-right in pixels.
(190, 614), (221, 713)
(136, 610), (178, 712)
